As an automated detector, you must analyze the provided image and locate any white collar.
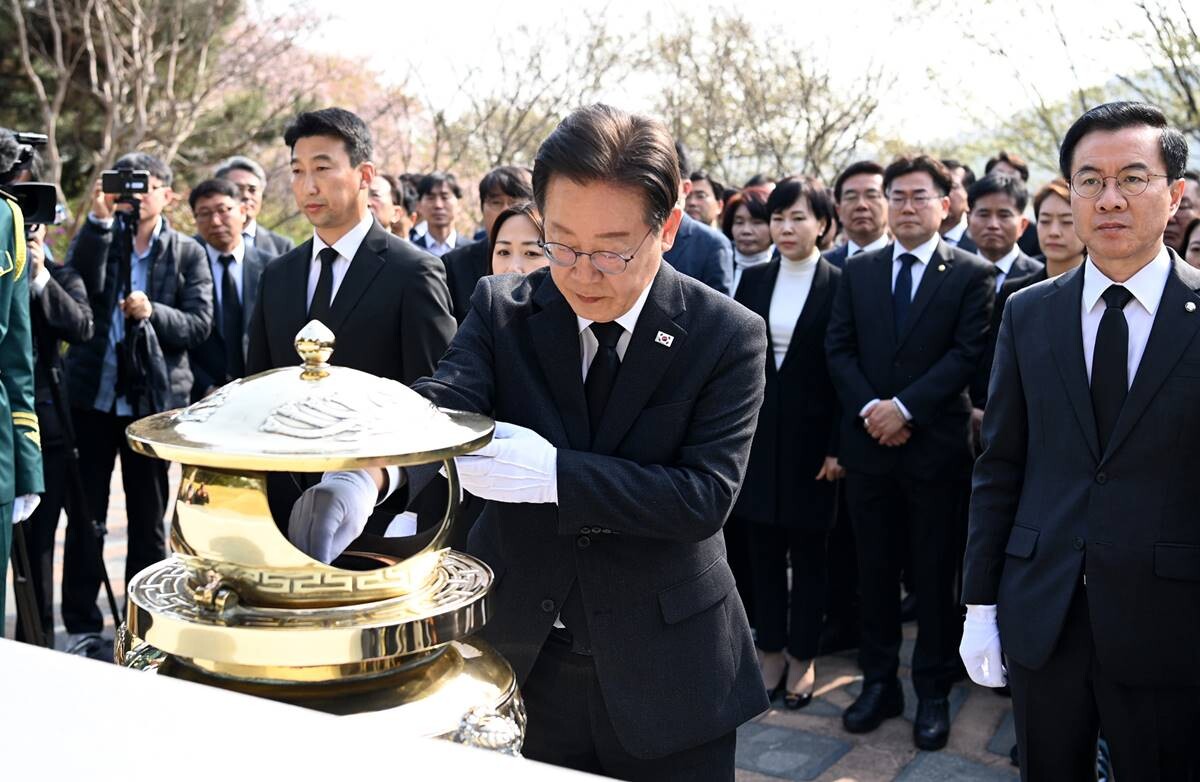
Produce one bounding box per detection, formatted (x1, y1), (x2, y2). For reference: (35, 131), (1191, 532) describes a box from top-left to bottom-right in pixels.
(848, 234), (889, 256)
(781, 247), (821, 269)
(942, 216), (968, 242)
(994, 245), (1021, 275)
(736, 246), (775, 267)
(892, 233), (941, 265)
(427, 228), (459, 248)
(1082, 245), (1172, 316)
(205, 240), (245, 265)
(311, 212), (374, 263)
(243, 220), (258, 238)
(576, 275), (655, 337)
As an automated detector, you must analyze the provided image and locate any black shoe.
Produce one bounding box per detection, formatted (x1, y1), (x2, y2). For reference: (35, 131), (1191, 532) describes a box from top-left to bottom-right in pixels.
(784, 690), (813, 709)
(842, 680), (904, 733)
(913, 697), (950, 750)
(899, 592), (918, 623)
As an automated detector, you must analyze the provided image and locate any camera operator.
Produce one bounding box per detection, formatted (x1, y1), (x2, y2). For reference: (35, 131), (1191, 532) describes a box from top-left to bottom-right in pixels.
(0, 128), (45, 618)
(62, 152), (211, 653)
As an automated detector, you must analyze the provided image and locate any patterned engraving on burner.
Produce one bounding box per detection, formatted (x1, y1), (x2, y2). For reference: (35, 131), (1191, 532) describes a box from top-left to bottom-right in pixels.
(259, 385), (431, 441)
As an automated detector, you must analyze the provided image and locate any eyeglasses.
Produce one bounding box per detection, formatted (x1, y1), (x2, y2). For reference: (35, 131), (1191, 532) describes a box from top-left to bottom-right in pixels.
(194, 204), (236, 223)
(841, 191), (885, 205)
(1070, 169), (1170, 199)
(538, 227), (654, 276)
(887, 193), (936, 208)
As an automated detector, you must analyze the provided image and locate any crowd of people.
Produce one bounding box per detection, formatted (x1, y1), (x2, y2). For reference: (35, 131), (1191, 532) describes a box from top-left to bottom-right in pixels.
(1, 97), (1198, 782)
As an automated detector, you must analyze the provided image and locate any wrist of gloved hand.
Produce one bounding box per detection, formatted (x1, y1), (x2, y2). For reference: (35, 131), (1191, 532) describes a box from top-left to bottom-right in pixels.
(11, 494), (40, 525)
(959, 603), (1005, 687)
(287, 469), (378, 564)
(455, 422), (558, 504)
(965, 603), (998, 624)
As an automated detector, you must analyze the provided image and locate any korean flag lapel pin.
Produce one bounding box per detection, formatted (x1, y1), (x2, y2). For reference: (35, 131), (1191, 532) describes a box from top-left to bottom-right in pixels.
(655, 330), (675, 348)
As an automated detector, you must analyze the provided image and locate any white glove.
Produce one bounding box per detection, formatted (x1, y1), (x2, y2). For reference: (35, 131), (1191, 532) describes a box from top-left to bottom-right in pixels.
(959, 604), (1006, 687)
(455, 422), (557, 504)
(287, 470), (378, 564)
(11, 494), (41, 525)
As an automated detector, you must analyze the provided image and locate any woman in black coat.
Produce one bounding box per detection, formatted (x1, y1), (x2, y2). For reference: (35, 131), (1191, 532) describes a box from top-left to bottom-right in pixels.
(732, 176), (843, 708)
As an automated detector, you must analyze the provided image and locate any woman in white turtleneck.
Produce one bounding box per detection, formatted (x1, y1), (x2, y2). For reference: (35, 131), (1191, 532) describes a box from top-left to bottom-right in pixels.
(721, 187), (775, 295)
(730, 176), (844, 711)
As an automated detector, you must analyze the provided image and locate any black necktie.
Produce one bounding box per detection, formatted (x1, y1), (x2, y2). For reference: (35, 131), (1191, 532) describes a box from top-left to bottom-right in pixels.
(308, 247), (338, 325)
(1092, 284), (1134, 452)
(584, 321), (624, 443)
(893, 253), (917, 332)
(848, 246), (861, 258)
(217, 254), (244, 380)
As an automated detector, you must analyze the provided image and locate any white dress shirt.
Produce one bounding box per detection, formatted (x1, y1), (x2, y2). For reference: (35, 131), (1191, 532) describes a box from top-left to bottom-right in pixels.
(942, 217), (968, 246)
(424, 229), (460, 258)
(1081, 247), (1171, 387)
(575, 279), (655, 379)
(205, 241), (245, 312)
(992, 246), (1021, 292)
(769, 249), (819, 369)
(306, 212), (374, 310)
(847, 234), (889, 258)
(242, 219), (258, 246)
(891, 233), (940, 296)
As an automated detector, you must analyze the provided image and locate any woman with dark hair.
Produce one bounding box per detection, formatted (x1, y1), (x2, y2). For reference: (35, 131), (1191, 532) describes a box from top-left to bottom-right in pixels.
(722, 187), (774, 293)
(488, 202), (547, 275)
(1180, 218), (1200, 269)
(732, 176), (843, 708)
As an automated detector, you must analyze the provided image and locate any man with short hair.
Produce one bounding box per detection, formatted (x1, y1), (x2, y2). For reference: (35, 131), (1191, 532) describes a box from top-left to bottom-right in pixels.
(825, 161), (890, 268)
(962, 100), (1200, 780)
(663, 143), (733, 295)
(289, 104), (769, 779)
(685, 170), (724, 228)
(984, 151), (1042, 257)
(188, 178), (267, 401)
(826, 154), (994, 751)
(64, 152), (212, 649)
(411, 172), (463, 257)
(440, 165), (533, 323)
(1163, 169), (1199, 253)
(214, 155), (295, 258)
(940, 159), (978, 254)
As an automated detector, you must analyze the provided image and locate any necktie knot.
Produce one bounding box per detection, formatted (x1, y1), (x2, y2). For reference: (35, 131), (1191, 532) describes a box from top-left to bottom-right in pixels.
(318, 247), (339, 267)
(590, 321), (624, 350)
(217, 253), (235, 267)
(1102, 284), (1133, 311)
(898, 252), (918, 269)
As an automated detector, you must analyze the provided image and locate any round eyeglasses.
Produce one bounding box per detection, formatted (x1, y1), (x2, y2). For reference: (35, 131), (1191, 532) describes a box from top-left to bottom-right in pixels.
(538, 227), (654, 276)
(1070, 169), (1170, 199)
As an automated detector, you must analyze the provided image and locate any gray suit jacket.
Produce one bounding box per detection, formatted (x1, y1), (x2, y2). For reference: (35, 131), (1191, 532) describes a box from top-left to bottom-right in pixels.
(410, 261), (769, 758)
(249, 223), (295, 258)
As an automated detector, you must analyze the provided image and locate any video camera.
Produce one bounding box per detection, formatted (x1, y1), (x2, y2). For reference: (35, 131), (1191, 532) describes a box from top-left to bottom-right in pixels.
(0, 130), (58, 227)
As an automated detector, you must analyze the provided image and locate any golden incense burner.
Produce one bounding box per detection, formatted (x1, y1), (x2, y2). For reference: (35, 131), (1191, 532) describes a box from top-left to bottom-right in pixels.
(115, 321), (525, 753)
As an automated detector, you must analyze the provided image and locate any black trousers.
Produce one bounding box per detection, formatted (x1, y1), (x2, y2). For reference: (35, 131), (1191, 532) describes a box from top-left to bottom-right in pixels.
(522, 637), (737, 781)
(844, 470), (961, 698)
(62, 408), (168, 634)
(822, 483), (859, 638)
(747, 524), (828, 660)
(13, 443), (68, 643)
(723, 515), (756, 629)
(1009, 585), (1200, 782)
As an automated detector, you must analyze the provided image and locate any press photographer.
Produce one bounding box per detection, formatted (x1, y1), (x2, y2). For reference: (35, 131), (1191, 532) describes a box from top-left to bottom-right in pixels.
(61, 152), (211, 653)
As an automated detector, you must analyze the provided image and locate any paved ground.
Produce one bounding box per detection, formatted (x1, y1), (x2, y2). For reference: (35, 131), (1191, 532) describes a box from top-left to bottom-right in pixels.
(4, 463), (1017, 780)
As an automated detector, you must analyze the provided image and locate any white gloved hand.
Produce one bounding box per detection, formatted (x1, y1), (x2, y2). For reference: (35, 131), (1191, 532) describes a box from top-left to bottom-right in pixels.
(11, 494), (41, 525)
(287, 470), (378, 564)
(959, 604), (1006, 687)
(455, 422), (557, 504)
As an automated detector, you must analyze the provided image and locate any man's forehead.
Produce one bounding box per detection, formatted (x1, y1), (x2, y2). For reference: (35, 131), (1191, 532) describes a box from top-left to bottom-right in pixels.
(1073, 125), (1163, 170)
(889, 172), (936, 191)
(194, 193), (236, 209)
(973, 192), (1019, 211)
(291, 134), (350, 161)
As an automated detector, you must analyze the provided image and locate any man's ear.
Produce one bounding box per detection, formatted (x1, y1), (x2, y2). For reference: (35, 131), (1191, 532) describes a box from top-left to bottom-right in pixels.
(360, 162), (376, 191)
(1168, 177), (1187, 215)
(659, 207), (684, 254)
(1019, 214), (1030, 235)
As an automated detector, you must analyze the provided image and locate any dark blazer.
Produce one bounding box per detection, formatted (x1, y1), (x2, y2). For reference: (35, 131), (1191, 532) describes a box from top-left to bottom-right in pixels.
(954, 231), (979, 255)
(246, 219), (456, 382)
(822, 243), (850, 269)
(825, 240), (995, 478)
(188, 243), (268, 401)
(964, 254), (1200, 686)
(439, 239), (490, 324)
(410, 261), (769, 759)
(663, 213), (733, 295)
(31, 260), (93, 445)
(249, 223), (295, 259)
(970, 252), (1045, 407)
(66, 217), (213, 411)
(732, 257), (841, 529)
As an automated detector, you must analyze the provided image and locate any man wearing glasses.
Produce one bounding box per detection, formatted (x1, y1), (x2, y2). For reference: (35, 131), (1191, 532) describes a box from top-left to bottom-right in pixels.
(825, 155), (995, 751)
(290, 104), (770, 779)
(962, 102), (1200, 779)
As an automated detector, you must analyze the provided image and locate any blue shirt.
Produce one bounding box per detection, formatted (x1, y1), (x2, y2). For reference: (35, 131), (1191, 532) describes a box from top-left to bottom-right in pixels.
(94, 216), (163, 416)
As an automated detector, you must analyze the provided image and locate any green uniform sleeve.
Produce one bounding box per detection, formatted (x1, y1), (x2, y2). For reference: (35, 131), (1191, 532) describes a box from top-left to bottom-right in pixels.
(1, 196), (43, 499)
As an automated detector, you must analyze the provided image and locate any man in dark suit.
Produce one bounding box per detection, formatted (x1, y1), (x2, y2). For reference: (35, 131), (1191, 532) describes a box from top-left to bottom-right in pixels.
(984, 151), (1042, 258)
(410, 172), (465, 258)
(825, 154), (994, 750)
(824, 161), (890, 269)
(187, 178), (267, 401)
(214, 155), (295, 258)
(440, 165), (533, 323)
(290, 104), (769, 780)
(940, 159), (978, 254)
(663, 143), (733, 295)
(962, 102), (1200, 780)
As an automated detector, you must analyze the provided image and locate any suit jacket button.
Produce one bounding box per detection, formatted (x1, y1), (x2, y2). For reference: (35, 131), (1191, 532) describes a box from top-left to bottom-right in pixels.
(1095, 472), (1107, 484)
(540, 599), (555, 613)
(577, 535), (591, 549)
(1073, 536), (1085, 550)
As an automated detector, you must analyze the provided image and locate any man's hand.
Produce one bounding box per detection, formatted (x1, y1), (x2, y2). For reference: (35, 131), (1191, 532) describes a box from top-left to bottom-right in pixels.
(121, 290), (153, 320)
(455, 422), (557, 504)
(11, 494), (41, 525)
(27, 224), (46, 281)
(287, 469), (381, 564)
(959, 604), (1006, 687)
(90, 178), (116, 221)
(815, 455), (845, 481)
(864, 399), (908, 441)
(879, 426), (912, 447)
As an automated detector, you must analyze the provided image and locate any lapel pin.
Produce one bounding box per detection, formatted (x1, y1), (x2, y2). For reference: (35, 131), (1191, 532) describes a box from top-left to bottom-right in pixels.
(937, 264), (947, 272)
(1187, 302), (1196, 313)
(654, 331), (674, 348)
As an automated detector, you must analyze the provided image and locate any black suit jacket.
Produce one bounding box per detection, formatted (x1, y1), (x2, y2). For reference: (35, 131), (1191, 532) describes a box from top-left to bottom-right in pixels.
(410, 262), (769, 759)
(188, 243), (268, 401)
(825, 240), (995, 478)
(31, 261), (93, 445)
(249, 223), (295, 259)
(954, 232), (979, 255)
(964, 254), (1200, 686)
(439, 239), (490, 324)
(970, 252), (1045, 407)
(663, 213), (733, 295)
(732, 257), (841, 530)
(822, 243), (850, 269)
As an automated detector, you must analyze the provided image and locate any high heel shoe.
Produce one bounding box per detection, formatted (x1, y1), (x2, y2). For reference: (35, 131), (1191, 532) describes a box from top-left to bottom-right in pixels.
(758, 650), (789, 700)
(784, 656), (815, 710)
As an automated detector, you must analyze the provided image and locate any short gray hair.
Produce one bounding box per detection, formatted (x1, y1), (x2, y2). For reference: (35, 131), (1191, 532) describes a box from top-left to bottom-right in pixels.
(214, 155), (267, 187)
